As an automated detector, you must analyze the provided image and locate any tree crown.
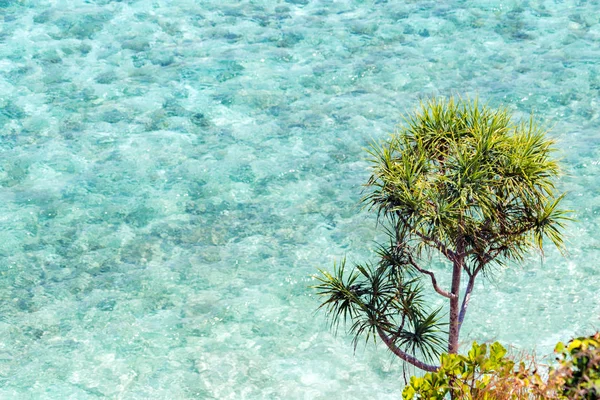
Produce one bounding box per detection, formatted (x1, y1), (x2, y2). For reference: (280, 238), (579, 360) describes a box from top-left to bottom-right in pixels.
(366, 97), (569, 271)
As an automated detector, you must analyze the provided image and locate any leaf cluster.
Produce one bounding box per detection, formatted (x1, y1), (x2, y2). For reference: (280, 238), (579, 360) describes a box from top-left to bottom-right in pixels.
(314, 257), (446, 363)
(403, 333), (600, 400)
(365, 97), (569, 271)
(403, 341), (559, 400)
(553, 332), (600, 399)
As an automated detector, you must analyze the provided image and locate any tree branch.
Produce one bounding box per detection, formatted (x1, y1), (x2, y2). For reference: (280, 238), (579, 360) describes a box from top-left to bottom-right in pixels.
(377, 327), (439, 372)
(461, 222), (539, 259)
(458, 275), (475, 333)
(413, 228), (457, 261)
(407, 255), (454, 299)
(485, 247), (506, 263)
(396, 213), (457, 261)
(463, 244), (510, 274)
(458, 264), (483, 333)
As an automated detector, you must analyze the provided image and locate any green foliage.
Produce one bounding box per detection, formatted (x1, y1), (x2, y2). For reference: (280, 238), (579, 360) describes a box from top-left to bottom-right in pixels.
(553, 332), (600, 399)
(314, 97), (569, 371)
(365, 97), (569, 265)
(403, 333), (600, 400)
(314, 259), (446, 362)
(403, 341), (552, 400)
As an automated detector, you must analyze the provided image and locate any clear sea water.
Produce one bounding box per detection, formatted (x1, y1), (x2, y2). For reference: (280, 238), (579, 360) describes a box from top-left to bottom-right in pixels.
(0, 0), (599, 398)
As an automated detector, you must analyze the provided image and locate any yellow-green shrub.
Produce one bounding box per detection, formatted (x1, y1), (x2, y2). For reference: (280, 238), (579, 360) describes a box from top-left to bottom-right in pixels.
(552, 332), (600, 399)
(403, 334), (600, 399)
(403, 341), (556, 399)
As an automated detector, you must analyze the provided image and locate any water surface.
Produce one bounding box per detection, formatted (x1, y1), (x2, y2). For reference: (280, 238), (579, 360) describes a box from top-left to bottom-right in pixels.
(1, 0), (599, 398)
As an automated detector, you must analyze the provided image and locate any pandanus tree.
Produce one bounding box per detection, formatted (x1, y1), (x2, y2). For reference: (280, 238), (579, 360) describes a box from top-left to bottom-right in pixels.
(315, 98), (569, 373)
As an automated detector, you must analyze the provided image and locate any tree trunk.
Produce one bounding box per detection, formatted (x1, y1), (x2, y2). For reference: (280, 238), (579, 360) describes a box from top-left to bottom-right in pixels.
(448, 257), (463, 400)
(448, 233), (465, 355)
(458, 274), (476, 333)
(448, 258), (462, 354)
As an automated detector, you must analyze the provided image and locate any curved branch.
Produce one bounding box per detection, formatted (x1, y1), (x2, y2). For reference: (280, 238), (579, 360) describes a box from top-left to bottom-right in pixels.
(458, 275), (475, 332)
(458, 264), (483, 333)
(413, 228), (456, 261)
(377, 327), (439, 372)
(460, 222), (539, 260)
(396, 213), (457, 261)
(407, 255), (454, 299)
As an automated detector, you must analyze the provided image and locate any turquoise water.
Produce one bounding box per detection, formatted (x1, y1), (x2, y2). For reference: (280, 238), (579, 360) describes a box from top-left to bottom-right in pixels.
(0, 0), (599, 398)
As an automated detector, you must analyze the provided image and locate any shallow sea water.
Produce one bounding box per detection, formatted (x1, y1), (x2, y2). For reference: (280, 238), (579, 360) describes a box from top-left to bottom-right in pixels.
(0, 0), (599, 398)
